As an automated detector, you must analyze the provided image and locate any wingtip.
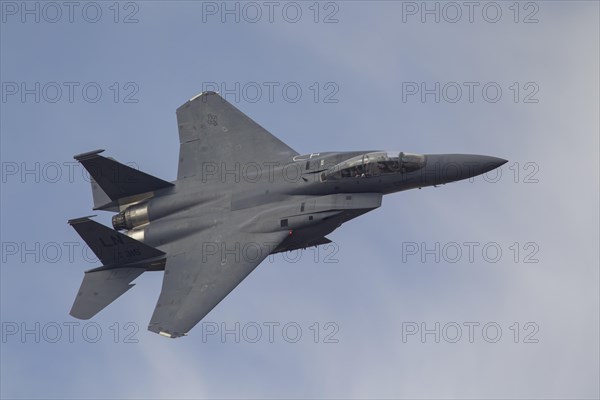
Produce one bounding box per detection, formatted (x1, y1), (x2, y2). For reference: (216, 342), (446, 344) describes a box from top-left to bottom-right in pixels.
(73, 149), (105, 161)
(67, 215), (97, 225)
(148, 325), (187, 339)
(188, 91), (219, 102)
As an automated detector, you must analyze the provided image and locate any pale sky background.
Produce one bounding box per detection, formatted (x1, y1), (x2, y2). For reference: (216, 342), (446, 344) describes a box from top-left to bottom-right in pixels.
(1, 1), (599, 399)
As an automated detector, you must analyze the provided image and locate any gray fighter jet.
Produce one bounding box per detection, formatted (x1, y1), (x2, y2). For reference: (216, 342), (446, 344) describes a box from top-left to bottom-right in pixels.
(69, 91), (506, 338)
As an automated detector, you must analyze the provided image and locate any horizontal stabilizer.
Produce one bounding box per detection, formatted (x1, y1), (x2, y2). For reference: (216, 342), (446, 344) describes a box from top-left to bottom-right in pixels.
(68, 216), (165, 266)
(70, 267), (145, 319)
(73, 149), (173, 207)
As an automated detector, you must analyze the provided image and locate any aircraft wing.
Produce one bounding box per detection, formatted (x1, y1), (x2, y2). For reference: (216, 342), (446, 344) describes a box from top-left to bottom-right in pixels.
(148, 228), (289, 338)
(176, 91), (299, 180)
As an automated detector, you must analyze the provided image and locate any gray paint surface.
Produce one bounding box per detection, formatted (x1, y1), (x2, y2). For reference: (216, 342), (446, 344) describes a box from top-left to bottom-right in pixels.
(69, 92), (506, 338)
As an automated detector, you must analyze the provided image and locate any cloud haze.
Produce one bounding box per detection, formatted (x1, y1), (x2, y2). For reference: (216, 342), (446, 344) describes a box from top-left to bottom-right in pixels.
(1, 1), (598, 398)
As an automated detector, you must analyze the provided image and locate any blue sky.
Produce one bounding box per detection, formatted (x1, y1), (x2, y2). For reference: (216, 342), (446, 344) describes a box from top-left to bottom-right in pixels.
(1, 1), (598, 398)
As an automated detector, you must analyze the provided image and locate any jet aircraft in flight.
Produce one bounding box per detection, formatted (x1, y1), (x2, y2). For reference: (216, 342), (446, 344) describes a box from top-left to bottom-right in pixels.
(69, 91), (506, 338)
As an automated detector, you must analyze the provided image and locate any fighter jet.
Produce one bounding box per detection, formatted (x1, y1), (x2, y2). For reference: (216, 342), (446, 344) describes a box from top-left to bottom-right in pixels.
(68, 91), (506, 338)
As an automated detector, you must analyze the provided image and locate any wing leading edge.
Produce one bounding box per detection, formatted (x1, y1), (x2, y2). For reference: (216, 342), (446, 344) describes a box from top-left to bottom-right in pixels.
(176, 91), (298, 180)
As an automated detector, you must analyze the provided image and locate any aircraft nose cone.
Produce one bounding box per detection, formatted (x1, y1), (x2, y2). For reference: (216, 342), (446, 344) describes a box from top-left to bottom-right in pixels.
(422, 154), (508, 185)
(466, 155), (508, 175)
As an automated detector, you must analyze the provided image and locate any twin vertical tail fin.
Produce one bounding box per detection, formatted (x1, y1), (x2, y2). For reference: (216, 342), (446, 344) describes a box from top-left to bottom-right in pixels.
(69, 150), (173, 319)
(73, 149), (174, 211)
(68, 216), (164, 266)
(69, 150), (171, 319)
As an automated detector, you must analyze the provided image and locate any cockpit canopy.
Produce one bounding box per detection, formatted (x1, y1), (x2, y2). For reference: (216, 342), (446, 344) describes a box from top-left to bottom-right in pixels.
(321, 151), (426, 181)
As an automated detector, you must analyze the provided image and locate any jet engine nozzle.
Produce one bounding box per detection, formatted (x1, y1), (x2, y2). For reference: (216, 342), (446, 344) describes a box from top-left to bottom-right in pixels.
(112, 213), (127, 230)
(112, 202), (150, 231)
